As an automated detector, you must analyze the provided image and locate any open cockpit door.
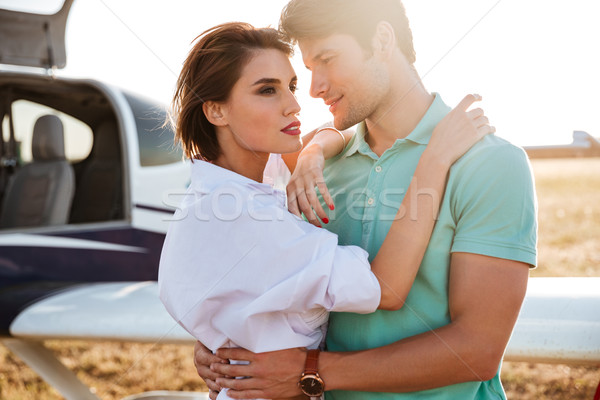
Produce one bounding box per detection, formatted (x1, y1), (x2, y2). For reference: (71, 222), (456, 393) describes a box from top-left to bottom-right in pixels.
(0, 0), (73, 69)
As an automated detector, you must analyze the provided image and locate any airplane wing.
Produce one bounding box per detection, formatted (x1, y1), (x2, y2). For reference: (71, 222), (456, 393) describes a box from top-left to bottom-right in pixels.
(9, 281), (193, 343)
(1, 281), (199, 400)
(505, 277), (600, 364)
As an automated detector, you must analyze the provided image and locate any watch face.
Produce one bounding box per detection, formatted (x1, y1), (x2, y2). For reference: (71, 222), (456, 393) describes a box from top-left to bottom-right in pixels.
(300, 375), (324, 396)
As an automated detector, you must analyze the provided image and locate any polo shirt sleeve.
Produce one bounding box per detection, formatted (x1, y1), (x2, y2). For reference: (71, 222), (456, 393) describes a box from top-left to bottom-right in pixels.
(158, 181), (381, 353)
(449, 141), (537, 267)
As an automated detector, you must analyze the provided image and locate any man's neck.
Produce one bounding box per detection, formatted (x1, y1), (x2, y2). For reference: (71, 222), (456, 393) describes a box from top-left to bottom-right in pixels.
(364, 83), (434, 157)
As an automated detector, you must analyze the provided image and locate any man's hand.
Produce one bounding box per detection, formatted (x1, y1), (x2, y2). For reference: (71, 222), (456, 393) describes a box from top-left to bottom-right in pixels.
(193, 341), (228, 400)
(210, 347), (308, 399)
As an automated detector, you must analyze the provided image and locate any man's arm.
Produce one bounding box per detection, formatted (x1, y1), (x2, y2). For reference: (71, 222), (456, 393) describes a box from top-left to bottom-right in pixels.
(210, 253), (529, 398)
(317, 253), (529, 392)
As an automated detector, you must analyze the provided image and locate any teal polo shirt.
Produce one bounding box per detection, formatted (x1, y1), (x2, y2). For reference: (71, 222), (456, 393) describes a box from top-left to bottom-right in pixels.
(322, 94), (537, 400)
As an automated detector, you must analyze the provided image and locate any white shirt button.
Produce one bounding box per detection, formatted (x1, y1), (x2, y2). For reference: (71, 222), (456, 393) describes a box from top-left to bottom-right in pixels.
(375, 166), (382, 173)
(367, 198), (375, 205)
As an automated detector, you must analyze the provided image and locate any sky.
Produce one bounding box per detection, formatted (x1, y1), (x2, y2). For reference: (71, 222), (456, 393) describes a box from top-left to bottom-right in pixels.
(2, 0), (600, 146)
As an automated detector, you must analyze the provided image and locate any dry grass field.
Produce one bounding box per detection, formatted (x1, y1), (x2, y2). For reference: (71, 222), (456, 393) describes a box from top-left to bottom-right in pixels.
(1, 158), (599, 399)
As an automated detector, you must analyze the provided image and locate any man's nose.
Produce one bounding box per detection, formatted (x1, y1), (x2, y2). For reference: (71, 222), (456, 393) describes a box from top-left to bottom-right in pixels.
(309, 72), (328, 99)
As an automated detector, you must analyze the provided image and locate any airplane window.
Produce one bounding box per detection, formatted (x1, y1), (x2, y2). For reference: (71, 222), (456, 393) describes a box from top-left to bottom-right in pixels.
(123, 91), (183, 167)
(6, 100), (93, 163)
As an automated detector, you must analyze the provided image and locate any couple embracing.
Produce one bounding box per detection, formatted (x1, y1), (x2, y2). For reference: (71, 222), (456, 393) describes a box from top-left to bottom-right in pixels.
(159, 1), (537, 399)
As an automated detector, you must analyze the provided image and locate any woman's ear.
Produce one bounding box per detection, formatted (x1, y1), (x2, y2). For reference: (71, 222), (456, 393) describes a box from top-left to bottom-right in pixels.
(203, 101), (228, 127)
(372, 21), (396, 59)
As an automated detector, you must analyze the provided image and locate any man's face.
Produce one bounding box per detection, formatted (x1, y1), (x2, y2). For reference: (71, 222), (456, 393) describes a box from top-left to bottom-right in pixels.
(299, 33), (390, 130)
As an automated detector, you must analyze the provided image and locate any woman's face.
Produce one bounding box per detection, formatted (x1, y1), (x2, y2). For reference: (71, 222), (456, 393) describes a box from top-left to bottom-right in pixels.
(221, 48), (302, 156)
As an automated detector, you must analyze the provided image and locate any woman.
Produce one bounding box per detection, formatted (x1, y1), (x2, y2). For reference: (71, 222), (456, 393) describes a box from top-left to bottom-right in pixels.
(158, 22), (492, 400)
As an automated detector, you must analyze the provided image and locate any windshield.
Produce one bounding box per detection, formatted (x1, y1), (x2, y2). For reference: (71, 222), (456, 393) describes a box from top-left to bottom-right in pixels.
(122, 91), (183, 167)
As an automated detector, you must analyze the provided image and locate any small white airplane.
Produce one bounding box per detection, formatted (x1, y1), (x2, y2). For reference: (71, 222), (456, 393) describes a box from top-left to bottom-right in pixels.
(0, 1), (195, 398)
(0, 0), (188, 329)
(0, 2), (598, 400)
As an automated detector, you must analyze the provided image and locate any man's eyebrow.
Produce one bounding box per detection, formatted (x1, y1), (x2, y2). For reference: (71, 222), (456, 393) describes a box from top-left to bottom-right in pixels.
(305, 49), (335, 70)
(252, 78), (281, 86)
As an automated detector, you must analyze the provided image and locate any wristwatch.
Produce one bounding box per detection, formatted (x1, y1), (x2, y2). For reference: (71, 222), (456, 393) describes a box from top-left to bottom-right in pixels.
(298, 349), (325, 397)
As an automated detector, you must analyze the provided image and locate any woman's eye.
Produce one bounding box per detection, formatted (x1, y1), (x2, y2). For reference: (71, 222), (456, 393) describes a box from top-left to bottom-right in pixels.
(289, 84), (298, 93)
(260, 87), (276, 95)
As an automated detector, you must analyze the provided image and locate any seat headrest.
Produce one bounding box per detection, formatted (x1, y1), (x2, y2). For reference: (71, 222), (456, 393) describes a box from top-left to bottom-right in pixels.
(93, 121), (120, 159)
(32, 115), (66, 161)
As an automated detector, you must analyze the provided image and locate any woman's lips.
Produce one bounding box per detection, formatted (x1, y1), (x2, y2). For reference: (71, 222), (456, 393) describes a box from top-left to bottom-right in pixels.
(281, 121), (302, 136)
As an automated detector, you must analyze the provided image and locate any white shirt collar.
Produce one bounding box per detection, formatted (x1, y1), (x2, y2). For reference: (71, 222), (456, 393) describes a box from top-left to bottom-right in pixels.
(189, 155), (288, 207)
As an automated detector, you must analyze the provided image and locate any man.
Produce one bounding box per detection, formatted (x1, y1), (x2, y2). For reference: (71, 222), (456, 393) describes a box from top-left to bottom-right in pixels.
(195, 0), (537, 398)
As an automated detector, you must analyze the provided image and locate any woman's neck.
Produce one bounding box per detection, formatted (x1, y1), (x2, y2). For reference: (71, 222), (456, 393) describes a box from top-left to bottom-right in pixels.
(213, 149), (269, 183)
(212, 126), (270, 182)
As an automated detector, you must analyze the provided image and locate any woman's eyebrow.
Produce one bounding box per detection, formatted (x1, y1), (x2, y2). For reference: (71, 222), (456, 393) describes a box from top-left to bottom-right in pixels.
(252, 78), (281, 86)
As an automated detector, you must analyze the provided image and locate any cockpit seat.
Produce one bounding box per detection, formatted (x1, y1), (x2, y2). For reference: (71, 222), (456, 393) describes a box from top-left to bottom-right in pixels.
(0, 115), (75, 229)
(69, 120), (122, 223)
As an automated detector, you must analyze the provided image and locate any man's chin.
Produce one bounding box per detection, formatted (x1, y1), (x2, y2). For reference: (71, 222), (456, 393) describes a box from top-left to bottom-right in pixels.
(332, 115), (357, 132)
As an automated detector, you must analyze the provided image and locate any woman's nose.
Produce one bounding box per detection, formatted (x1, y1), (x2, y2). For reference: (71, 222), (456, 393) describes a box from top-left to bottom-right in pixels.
(285, 91), (301, 116)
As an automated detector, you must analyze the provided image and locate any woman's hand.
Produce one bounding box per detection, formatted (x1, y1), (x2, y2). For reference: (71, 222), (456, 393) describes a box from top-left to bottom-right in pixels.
(286, 143), (334, 227)
(428, 94), (495, 167)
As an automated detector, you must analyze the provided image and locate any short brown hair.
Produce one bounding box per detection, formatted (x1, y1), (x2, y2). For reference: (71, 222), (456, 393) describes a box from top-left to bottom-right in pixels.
(279, 0), (416, 64)
(171, 22), (293, 161)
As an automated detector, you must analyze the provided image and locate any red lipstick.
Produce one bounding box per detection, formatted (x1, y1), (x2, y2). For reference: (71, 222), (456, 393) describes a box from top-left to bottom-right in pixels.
(281, 121), (302, 136)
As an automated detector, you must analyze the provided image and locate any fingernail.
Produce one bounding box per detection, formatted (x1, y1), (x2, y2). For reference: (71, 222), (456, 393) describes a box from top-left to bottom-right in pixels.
(322, 218), (329, 224)
(329, 204), (335, 210)
(317, 224), (322, 228)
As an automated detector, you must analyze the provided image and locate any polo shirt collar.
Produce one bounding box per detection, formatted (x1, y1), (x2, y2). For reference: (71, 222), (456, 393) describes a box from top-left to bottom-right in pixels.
(341, 93), (450, 158)
(403, 93), (450, 145)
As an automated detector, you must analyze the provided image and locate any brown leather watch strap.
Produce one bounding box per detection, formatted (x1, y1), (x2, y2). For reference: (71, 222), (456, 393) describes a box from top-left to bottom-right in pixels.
(304, 349), (320, 375)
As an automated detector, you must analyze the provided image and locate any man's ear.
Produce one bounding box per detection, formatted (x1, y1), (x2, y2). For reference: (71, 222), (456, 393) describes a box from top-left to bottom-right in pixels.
(203, 101), (228, 126)
(373, 21), (396, 58)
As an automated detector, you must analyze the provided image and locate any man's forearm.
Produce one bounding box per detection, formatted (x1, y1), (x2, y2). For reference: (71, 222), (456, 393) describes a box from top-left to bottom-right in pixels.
(320, 321), (498, 393)
(320, 254), (528, 393)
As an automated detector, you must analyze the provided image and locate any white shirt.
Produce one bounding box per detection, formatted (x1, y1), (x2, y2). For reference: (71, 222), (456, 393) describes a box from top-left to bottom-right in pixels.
(158, 155), (380, 399)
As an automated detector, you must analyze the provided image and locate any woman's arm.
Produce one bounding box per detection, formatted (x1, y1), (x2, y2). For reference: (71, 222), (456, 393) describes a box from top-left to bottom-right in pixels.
(373, 94), (493, 310)
(280, 124), (353, 173)
(284, 125), (354, 225)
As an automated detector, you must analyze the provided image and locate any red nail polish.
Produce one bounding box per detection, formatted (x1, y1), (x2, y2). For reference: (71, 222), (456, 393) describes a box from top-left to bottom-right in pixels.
(322, 218), (329, 224)
(329, 204), (335, 210)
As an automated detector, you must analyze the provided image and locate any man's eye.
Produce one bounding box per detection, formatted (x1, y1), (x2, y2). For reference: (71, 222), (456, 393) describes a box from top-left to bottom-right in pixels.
(322, 56), (333, 65)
